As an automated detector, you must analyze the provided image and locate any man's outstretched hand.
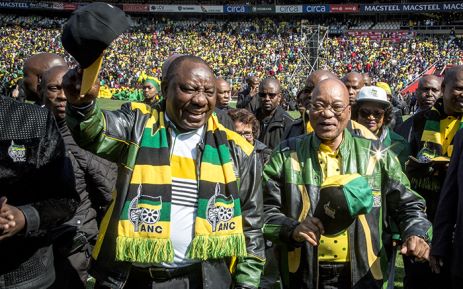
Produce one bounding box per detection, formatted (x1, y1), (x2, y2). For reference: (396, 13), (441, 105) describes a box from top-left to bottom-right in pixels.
(400, 235), (430, 261)
(62, 67), (100, 107)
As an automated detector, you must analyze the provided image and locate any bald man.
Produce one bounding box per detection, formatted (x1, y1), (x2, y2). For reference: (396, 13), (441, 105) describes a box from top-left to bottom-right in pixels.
(415, 75), (442, 113)
(398, 66), (463, 289)
(22, 52), (67, 104)
(40, 66), (116, 289)
(363, 73), (372, 86)
(263, 78), (431, 289)
(213, 77), (235, 129)
(65, 55), (265, 288)
(283, 70), (376, 141)
(342, 71), (365, 105)
(396, 75), (442, 140)
(215, 77), (231, 110)
(255, 77), (293, 149)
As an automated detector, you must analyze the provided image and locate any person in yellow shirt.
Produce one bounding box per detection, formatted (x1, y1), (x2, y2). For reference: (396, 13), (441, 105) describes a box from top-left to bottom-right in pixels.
(398, 65), (463, 289)
(263, 78), (431, 289)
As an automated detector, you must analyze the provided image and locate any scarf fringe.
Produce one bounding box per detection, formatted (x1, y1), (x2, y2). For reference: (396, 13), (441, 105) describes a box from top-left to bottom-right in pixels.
(188, 233), (247, 260)
(410, 177), (440, 192)
(116, 236), (174, 263)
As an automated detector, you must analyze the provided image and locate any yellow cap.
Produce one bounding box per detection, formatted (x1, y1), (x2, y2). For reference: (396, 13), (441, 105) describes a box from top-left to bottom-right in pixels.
(80, 54), (103, 95)
(375, 82), (392, 96)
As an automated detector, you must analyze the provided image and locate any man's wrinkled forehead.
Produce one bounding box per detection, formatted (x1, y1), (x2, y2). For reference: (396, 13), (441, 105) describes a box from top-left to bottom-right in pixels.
(168, 58), (213, 84)
(312, 79), (349, 103)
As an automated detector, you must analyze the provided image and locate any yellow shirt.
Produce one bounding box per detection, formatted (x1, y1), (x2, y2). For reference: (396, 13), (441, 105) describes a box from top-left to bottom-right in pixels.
(317, 144), (349, 262)
(440, 116), (462, 157)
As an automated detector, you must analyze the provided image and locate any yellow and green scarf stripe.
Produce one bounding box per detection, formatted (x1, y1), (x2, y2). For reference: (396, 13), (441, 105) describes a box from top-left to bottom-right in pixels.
(420, 103), (463, 158)
(116, 109), (246, 264)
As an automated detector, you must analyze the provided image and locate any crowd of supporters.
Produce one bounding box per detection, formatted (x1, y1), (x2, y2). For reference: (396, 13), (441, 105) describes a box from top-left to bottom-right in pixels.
(2, 4), (463, 289)
(320, 35), (463, 93)
(0, 13), (462, 100)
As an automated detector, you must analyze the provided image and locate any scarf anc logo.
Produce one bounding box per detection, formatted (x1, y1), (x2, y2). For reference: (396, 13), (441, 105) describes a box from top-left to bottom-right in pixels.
(206, 183), (235, 232)
(8, 140), (26, 162)
(129, 185), (163, 233)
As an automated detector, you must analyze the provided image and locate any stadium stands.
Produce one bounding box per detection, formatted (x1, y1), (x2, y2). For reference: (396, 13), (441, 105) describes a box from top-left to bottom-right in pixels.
(0, 12), (462, 100)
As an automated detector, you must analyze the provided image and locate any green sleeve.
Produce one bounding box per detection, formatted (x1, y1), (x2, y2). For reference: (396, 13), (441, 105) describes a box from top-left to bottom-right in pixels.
(66, 102), (135, 163)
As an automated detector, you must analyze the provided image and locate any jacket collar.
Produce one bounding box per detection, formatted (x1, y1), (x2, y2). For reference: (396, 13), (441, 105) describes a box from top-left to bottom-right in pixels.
(309, 128), (352, 157)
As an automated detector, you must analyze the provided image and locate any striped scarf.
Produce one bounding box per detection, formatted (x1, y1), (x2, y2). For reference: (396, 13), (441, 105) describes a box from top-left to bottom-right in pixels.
(412, 100), (463, 191)
(116, 109), (246, 264)
(420, 100), (463, 160)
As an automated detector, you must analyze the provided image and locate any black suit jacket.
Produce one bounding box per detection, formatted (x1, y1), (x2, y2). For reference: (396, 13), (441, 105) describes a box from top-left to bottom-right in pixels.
(432, 129), (463, 277)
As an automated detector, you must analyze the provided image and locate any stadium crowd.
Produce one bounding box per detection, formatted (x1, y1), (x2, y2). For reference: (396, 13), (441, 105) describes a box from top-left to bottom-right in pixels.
(1, 13), (462, 101)
(2, 3), (463, 289)
(320, 35), (463, 93)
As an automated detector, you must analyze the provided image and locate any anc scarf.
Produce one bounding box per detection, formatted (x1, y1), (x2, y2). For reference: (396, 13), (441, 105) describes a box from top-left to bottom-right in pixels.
(116, 109), (247, 264)
(420, 99), (463, 159)
(412, 100), (463, 191)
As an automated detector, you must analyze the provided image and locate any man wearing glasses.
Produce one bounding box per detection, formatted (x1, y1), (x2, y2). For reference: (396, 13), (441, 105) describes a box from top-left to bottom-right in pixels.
(283, 70), (376, 141)
(255, 77), (293, 149)
(263, 78), (431, 289)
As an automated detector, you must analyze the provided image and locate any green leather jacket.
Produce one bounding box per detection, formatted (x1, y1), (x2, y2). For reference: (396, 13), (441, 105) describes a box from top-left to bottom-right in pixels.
(66, 101), (265, 289)
(262, 130), (432, 289)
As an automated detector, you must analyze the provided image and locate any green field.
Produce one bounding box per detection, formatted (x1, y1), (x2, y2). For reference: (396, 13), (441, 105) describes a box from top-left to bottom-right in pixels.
(96, 98), (127, 111)
(94, 98), (406, 288)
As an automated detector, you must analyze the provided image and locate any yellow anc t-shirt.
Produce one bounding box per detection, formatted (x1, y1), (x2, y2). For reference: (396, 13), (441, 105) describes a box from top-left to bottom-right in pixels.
(440, 116), (462, 157)
(317, 143), (349, 262)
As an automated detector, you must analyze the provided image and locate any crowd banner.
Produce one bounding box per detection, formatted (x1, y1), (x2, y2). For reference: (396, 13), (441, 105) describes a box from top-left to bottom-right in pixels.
(252, 5), (275, 13)
(173, 5), (203, 13)
(63, 3), (77, 11)
(224, 5), (250, 14)
(52, 2), (64, 10)
(275, 5), (303, 14)
(330, 4), (359, 13)
(149, 5), (209, 13)
(360, 3), (463, 13)
(200, 5), (223, 13)
(0, 2), (30, 9)
(123, 4), (148, 12)
(303, 5), (330, 13)
(29, 2), (54, 9)
(347, 30), (414, 40)
(2, 2), (463, 13)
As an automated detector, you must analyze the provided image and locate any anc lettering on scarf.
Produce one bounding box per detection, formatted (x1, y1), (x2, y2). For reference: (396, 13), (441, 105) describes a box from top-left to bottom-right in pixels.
(116, 106), (246, 264)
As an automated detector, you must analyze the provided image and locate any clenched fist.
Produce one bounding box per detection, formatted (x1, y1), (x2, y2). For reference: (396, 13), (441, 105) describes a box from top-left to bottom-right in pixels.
(62, 67), (100, 107)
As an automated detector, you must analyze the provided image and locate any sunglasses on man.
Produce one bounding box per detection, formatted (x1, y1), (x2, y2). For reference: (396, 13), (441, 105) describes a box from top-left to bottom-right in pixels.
(258, 92), (279, 99)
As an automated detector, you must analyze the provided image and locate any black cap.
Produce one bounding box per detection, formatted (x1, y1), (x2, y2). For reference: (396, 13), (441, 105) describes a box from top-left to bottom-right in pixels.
(313, 174), (373, 236)
(314, 186), (355, 236)
(61, 2), (129, 68)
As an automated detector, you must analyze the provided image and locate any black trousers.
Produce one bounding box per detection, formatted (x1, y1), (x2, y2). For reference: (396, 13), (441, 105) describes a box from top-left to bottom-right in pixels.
(403, 255), (451, 289)
(319, 262), (351, 289)
(452, 274), (463, 289)
(123, 263), (203, 289)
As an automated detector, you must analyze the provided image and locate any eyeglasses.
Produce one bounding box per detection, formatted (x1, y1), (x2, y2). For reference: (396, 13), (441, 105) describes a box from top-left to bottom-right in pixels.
(258, 92), (279, 99)
(358, 108), (385, 119)
(309, 103), (349, 116)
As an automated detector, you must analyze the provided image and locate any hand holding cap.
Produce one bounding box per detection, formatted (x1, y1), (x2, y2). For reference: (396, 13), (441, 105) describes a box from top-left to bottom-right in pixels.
(61, 2), (129, 95)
